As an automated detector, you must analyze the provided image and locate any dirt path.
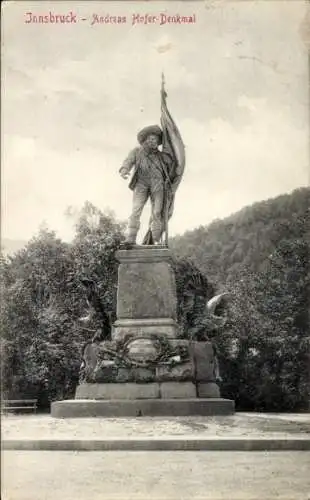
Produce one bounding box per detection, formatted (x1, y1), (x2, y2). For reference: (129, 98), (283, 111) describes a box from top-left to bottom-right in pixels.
(3, 413), (310, 439)
(3, 450), (310, 500)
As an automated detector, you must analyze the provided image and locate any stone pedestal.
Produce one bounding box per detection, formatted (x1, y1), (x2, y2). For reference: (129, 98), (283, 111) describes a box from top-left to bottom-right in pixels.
(113, 247), (178, 341)
(52, 246), (234, 418)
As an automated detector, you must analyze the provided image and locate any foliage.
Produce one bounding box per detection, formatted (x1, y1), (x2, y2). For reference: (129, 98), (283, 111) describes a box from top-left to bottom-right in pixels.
(170, 187), (309, 285)
(172, 257), (215, 335)
(171, 188), (310, 411)
(0, 204), (126, 406)
(1, 229), (80, 404)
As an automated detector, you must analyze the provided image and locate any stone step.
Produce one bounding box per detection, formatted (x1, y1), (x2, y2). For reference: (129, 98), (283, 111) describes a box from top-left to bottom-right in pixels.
(3, 436), (310, 451)
(51, 398), (234, 418)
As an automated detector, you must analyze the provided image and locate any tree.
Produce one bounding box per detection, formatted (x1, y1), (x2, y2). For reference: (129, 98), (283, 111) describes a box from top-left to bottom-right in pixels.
(217, 237), (310, 410)
(1, 206), (126, 406)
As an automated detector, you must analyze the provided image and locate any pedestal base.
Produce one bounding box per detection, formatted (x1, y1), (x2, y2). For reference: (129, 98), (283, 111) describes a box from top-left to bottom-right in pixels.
(51, 398), (234, 418)
(75, 382), (197, 399)
(61, 246), (235, 419)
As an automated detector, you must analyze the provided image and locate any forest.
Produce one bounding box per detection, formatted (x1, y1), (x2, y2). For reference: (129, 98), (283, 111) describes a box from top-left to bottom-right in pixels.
(1, 187), (309, 411)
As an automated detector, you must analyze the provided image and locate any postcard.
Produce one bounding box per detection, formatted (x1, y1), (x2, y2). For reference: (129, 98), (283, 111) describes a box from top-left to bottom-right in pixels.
(2, 1), (309, 499)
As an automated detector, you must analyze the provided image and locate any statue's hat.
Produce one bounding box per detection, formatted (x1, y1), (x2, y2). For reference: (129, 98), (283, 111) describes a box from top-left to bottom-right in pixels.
(137, 125), (163, 145)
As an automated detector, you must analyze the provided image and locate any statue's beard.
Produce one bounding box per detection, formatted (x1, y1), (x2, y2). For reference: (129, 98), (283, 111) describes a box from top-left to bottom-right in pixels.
(143, 143), (158, 152)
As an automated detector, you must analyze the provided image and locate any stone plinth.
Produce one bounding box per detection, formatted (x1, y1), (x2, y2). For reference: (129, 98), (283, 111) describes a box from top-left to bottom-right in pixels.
(113, 247), (177, 341)
(51, 245), (235, 418)
(76, 383), (161, 400)
(75, 382), (197, 400)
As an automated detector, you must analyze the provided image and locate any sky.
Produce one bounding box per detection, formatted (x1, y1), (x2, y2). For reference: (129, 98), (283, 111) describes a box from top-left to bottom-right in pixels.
(2, 0), (309, 243)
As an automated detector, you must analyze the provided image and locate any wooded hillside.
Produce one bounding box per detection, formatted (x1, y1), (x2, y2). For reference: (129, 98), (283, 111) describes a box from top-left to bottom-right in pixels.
(171, 187), (310, 287)
(171, 187), (309, 410)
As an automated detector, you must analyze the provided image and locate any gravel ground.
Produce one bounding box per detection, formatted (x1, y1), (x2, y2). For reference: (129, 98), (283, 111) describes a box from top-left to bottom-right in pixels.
(2, 450), (310, 500)
(2, 413), (310, 439)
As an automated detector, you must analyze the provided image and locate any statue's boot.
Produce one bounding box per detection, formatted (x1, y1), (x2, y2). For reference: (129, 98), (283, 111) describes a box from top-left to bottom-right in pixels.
(151, 226), (162, 246)
(122, 224), (139, 248)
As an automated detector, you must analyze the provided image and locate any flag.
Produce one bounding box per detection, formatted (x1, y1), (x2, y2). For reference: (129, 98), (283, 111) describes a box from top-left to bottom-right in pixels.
(160, 74), (186, 220)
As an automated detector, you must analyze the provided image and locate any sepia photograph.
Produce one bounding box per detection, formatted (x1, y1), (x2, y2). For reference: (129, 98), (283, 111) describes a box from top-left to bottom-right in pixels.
(1, 0), (310, 498)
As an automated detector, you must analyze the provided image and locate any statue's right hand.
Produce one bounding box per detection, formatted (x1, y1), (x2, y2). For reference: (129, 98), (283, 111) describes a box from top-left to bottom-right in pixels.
(120, 169), (130, 180)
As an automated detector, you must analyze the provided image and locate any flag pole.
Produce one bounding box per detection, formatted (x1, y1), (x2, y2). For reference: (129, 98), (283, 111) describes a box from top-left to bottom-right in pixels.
(161, 73), (169, 247)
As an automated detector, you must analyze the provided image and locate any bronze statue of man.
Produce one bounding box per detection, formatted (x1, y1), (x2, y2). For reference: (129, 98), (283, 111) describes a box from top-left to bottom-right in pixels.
(119, 124), (175, 245)
(120, 75), (186, 247)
